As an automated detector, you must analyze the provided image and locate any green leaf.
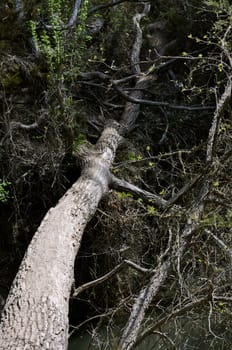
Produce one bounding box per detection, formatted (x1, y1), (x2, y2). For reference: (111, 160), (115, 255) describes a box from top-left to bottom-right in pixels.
(159, 189), (166, 195)
(147, 205), (156, 215)
(128, 151), (137, 161)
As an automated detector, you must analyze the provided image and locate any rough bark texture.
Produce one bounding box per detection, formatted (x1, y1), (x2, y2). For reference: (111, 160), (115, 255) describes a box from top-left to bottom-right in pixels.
(119, 260), (170, 350)
(0, 4), (151, 348)
(0, 123), (121, 350)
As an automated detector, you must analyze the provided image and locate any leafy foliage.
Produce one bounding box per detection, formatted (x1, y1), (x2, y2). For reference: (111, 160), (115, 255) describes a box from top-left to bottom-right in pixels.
(0, 180), (10, 203)
(29, 0), (90, 80)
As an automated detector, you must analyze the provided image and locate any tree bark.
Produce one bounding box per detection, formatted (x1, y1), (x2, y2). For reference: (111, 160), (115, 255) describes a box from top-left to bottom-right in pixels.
(0, 3), (152, 348)
(0, 122), (121, 349)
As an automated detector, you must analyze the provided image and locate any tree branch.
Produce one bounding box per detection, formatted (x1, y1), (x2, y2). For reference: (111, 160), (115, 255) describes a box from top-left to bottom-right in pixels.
(165, 173), (202, 208)
(8, 113), (47, 131)
(42, 0), (83, 30)
(79, 71), (214, 112)
(117, 3), (152, 132)
(67, 0), (82, 27)
(119, 182), (209, 350)
(152, 331), (176, 349)
(130, 3), (150, 74)
(208, 230), (232, 264)
(113, 82), (215, 110)
(73, 259), (151, 297)
(206, 75), (232, 163)
(124, 260), (151, 274)
(73, 262), (125, 297)
(110, 175), (167, 209)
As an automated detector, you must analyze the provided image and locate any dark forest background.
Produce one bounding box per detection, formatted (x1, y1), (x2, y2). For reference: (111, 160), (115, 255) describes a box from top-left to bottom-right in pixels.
(0, 0), (232, 348)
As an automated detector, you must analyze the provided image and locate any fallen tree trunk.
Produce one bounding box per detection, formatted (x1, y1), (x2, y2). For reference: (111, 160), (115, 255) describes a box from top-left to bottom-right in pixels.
(0, 4), (151, 349)
(0, 87), (150, 350)
(0, 121), (121, 349)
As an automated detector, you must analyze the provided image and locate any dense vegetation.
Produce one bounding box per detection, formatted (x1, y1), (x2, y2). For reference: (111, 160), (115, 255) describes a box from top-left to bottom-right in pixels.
(0, 0), (231, 348)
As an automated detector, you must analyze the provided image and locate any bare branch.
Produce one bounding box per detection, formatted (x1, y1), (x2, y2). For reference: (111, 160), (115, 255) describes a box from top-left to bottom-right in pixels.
(214, 296), (232, 302)
(110, 175), (167, 209)
(131, 3), (150, 74)
(113, 82), (215, 110)
(67, 0), (82, 27)
(206, 75), (232, 163)
(119, 183), (209, 350)
(119, 260), (171, 350)
(73, 262), (125, 297)
(165, 173), (202, 208)
(208, 230), (232, 263)
(9, 121), (39, 131)
(124, 260), (151, 274)
(69, 311), (112, 336)
(43, 0), (83, 29)
(152, 331), (176, 349)
(117, 3), (152, 132)
(8, 113), (47, 132)
(221, 24), (232, 67)
(79, 71), (214, 112)
(73, 259), (150, 297)
(208, 301), (223, 339)
(80, 71), (197, 117)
